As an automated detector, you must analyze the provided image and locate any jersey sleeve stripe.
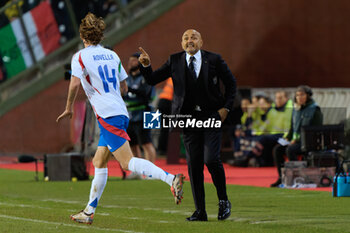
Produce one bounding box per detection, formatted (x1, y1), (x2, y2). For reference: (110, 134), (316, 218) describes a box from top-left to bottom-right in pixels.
(86, 74), (91, 85)
(78, 53), (85, 69)
(79, 53), (102, 95)
(86, 74), (101, 95)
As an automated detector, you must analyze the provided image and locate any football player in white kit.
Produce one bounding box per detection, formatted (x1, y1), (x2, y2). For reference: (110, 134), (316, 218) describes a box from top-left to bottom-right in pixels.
(57, 13), (184, 224)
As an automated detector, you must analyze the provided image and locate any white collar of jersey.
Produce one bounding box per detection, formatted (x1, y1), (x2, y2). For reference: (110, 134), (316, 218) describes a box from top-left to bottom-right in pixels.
(85, 44), (102, 49)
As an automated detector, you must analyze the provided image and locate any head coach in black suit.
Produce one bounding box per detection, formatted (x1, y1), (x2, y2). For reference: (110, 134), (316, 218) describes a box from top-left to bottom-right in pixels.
(138, 29), (236, 221)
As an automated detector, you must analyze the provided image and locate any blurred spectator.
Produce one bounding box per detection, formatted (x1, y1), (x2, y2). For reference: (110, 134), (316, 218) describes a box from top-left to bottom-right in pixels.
(233, 91), (294, 167)
(51, 0), (120, 44)
(243, 96), (274, 166)
(248, 91), (293, 167)
(73, 0), (118, 23)
(233, 95), (267, 167)
(4, 0), (23, 21)
(232, 124), (254, 167)
(245, 92), (266, 136)
(231, 97), (251, 162)
(124, 52), (156, 178)
(51, 0), (76, 43)
(271, 91), (293, 135)
(22, 0), (40, 13)
(270, 85), (323, 187)
(100, 0), (118, 16)
(240, 97), (252, 132)
(156, 78), (173, 155)
(255, 96), (273, 134)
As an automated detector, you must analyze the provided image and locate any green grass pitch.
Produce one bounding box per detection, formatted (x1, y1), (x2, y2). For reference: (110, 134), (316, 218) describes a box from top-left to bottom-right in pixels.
(1, 168), (350, 233)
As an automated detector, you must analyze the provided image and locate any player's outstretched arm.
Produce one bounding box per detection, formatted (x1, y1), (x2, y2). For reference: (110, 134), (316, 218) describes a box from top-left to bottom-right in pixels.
(56, 76), (80, 123)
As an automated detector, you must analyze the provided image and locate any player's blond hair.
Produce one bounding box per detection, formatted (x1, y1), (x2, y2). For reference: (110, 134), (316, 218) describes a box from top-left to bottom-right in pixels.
(79, 12), (105, 45)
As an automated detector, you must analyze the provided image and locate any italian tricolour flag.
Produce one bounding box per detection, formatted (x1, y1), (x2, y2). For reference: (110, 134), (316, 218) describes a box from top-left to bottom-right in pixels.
(0, 1), (61, 78)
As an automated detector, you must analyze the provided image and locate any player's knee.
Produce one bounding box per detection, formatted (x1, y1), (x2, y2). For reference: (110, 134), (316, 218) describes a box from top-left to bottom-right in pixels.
(93, 157), (107, 168)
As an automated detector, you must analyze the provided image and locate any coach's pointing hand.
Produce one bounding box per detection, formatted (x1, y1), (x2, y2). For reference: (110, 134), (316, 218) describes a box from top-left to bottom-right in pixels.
(138, 47), (151, 66)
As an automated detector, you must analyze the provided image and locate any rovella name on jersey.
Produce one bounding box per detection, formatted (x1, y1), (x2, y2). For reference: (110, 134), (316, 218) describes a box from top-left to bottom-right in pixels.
(93, 54), (114, 61)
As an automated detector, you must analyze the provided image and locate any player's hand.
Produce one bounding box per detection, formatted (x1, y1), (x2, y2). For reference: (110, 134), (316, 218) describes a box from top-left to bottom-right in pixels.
(138, 47), (151, 66)
(56, 109), (73, 123)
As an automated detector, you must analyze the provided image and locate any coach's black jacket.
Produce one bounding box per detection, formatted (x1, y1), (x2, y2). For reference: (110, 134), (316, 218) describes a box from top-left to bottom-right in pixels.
(140, 50), (236, 115)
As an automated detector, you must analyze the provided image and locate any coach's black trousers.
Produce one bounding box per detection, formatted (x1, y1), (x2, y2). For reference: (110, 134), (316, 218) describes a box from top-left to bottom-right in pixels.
(183, 126), (228, 211)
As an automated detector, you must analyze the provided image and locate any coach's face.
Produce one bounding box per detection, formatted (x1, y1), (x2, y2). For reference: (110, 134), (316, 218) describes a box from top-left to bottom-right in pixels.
(181, 29), (203, 55)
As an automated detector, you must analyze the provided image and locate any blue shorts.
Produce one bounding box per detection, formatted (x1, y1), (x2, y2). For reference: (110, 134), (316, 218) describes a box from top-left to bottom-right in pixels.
(97, 115), (130, 152)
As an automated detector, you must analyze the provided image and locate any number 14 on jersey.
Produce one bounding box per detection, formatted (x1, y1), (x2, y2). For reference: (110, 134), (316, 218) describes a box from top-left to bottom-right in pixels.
(98, 64), (117, 93)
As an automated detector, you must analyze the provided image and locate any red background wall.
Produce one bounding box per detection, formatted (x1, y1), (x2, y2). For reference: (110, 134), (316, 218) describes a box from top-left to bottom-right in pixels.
(0, 81), (86, 155)
(1, 0), (349, 154)
(115, 0), (350, 87)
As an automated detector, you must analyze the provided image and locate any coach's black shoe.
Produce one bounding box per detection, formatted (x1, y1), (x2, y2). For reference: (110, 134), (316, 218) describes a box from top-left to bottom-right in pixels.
(218, 200), (231, 220)
(186, 210), (208, 221)
(270, 178), (282, 187)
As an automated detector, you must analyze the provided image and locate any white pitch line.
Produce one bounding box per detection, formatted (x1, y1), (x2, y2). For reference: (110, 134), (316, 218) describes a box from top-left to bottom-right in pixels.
(35, 199), (190, 218)
(230, 217), (251, 222)
(250, 217), (346, 224)
(0, 214), (144, 233)
(41, 199), (81, 204)
(2, 199), (241, 222)
(104, 205), (193, 216)
(98, 212), (111, 216)
(1, 202), (175, 224)
(0, 202), (50, 210)
(250, 220), (278, 224)
(125, 216), (174, 224)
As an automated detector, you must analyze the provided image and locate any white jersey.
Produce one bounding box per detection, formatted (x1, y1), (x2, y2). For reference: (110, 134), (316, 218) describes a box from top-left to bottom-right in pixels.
(71, 45), (128, 118)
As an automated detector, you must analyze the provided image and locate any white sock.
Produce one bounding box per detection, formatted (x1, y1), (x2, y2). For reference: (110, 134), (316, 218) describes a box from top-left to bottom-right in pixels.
(128, 157), (174, 186)
(84, 167), (108, 214)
